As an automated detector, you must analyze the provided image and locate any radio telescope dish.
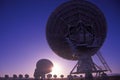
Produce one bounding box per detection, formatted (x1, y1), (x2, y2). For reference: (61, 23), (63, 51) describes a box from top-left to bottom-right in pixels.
(34, 59), (53, 79)
(36, 59), (53, 71)
(46, 0), (111, 80)
(46, 0), (107, 60)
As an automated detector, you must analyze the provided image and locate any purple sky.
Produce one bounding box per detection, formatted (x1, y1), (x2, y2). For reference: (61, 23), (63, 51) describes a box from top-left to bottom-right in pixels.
(0, 0), (120, 77)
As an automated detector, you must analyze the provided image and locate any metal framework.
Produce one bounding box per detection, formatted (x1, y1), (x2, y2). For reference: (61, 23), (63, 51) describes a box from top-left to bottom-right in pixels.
(66, 34), (111, 80)
(96, 51), (112, 73)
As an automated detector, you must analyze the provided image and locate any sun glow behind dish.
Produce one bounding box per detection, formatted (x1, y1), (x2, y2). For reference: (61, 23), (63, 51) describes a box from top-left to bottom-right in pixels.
(50, 63), (62, 76)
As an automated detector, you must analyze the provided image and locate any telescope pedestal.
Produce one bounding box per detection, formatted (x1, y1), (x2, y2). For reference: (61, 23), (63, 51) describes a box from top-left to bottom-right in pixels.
(69, 54), (108, 80)
(70, 54), (95, 80)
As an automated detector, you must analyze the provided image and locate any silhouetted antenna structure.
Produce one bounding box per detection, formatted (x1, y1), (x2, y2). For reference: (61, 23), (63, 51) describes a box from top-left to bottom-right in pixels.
(34, 59), (53, 80)
(46, 0), (111, 80)
(96, 51), (112, 72)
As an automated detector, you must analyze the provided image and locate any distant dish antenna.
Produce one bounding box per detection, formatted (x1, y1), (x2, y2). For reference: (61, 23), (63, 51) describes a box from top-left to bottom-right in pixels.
(46, 0), (111, 80)
(34, 59), (53, 79)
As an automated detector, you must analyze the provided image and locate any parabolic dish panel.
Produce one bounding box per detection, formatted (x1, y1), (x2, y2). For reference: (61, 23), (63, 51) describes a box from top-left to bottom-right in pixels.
(46, 0), (107, 60)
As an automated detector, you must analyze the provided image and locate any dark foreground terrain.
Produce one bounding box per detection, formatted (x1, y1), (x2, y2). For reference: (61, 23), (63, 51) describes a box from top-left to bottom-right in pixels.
(0, 75), (120, 80)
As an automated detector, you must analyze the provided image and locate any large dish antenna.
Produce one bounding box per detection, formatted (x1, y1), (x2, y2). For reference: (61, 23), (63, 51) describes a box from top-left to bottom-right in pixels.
(46, 0), (111, 80)
(46, 0), (107, 60)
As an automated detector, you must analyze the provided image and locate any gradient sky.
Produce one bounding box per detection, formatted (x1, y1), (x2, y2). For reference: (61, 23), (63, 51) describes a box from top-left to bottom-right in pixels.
(0, 0), (120, 78)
